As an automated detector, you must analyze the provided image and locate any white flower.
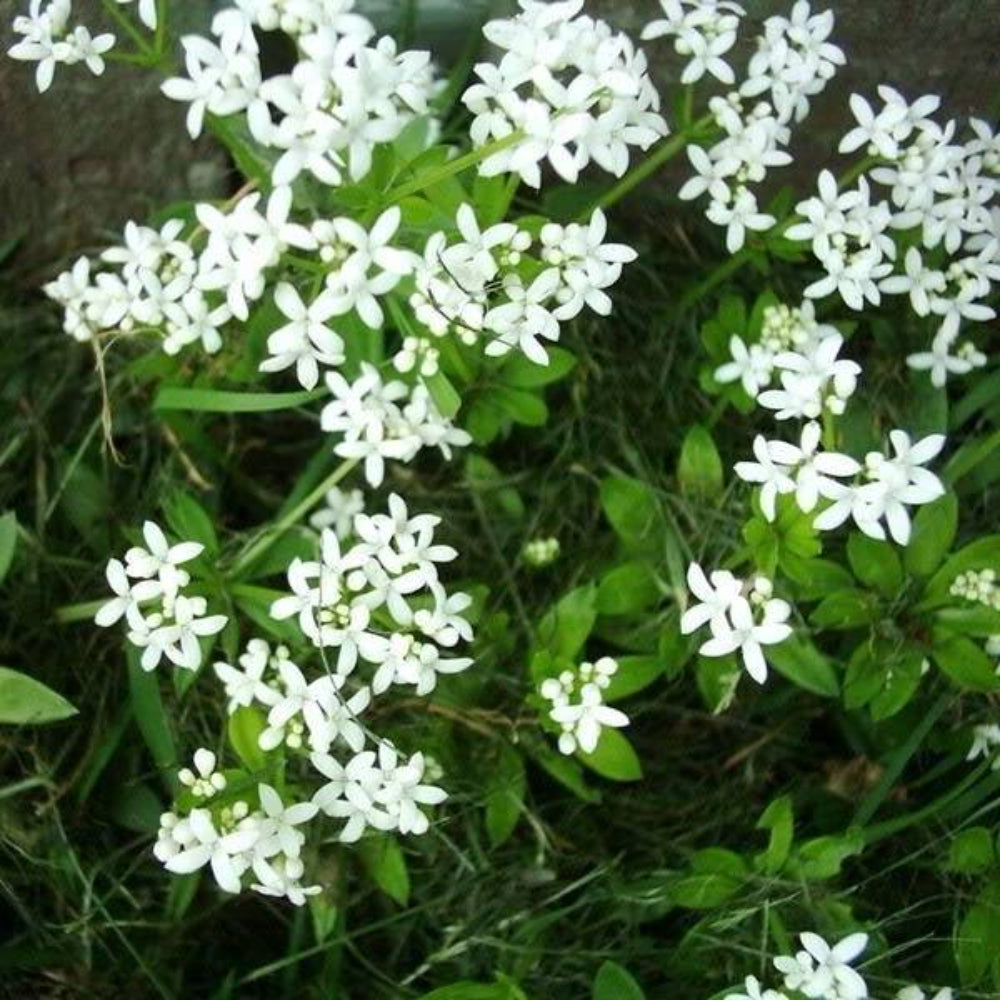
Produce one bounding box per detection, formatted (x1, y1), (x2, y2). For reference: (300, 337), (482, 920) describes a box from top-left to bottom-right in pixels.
(547, 667), (629, 755)
(256, 783), (319, 858)
(258, 282), (345, 390)
(725, 975), (788, 1000)
(309, 486), (365, 540)
(94, 558), (159, 629)
(774, 931), (869, 1000)
(896, 988), (953, 1000)
(966, 723), (1000, 767)
(734, 435), (797, 520)
(372, 745), (447, 836)
(484, 270), (562, 365)
(310, 749), (392, 842)
(715, 336), (775, 397)
(681, 562), (743, 634)
(178, 748), (227, 799)
(163, 807), (259, 894)
(706, 187), (775, 252)
(907, 327), (987, 388)
(124, 520), (203, 597)
(117, 0), (158, 31)
(213, 638), (282, 714)
(699, 593), (792, 684)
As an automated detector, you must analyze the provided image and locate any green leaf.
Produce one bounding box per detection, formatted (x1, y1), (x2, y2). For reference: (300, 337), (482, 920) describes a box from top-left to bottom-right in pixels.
(485, 744), (526, 848)
(528, 744), (601, 803)
(593, 961), (645, 1000)
(111, 782), (163, 833)
(781, 556), (854, 600)
(425, 371), (462, 420)
(418, 983), (526, 1000)
(0, 511), (17, 584)
(677, 425), (724, 499)
(955, 881), (1000, 986)
(669, 872), (742, 909)
(536, 585), (597, 661)
(904, 492), (958, 577)
(924, 535), (1000, 601)
(790, 830), (863, 880)
(602, 656), (664, 702)
(933, 635), (1000, 692)
(490, 386), (547, 426)
(847, 533), (902, 596)
(0, 666), (77, 724)
(228, 706), (267, 773)
(358, 836), (410, 905)
(596, 561), (661, 615)
(948, 828), (997, 875)
(600, 475), (661, 549)
(756, 795), (794, 875)
(809, 589), (877, 629)
(768, 638), (840, 698)
(500, 347), (576, 388)
(127, 650), (178, 792)
(163, 491), (219, 555)
(153, 386), (326, 413)
(578, 729), (643, 782)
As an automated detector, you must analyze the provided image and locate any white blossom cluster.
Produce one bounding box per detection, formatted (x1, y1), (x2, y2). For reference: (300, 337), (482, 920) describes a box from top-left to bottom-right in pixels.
(715, 300), (859, 415)
(522, 536), (561, 568)
(950, 568), (1000, 611)
(309, 485), (365, 540)
(462, 0), (667, 187)
(320, 364), (471, 488)
(727, 933), (955, 1000)
(665, 2), (845, 252)
(8, 0), (117, 93)
(790, 88), (1000, 382)
(43, 186), (313, 350)
(539, 657), (628, 754)
(160, 1), (440, 188)
(682, 564), (791, 684)
(94, 521), (228, 672)
(737, 424), (946, 545)
(409, 204), (636, 367)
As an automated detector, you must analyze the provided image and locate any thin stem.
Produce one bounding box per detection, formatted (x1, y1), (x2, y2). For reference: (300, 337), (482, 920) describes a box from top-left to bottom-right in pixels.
(385, 130), (525, 203)
(586, 113), (714, 219)
(100, 0), (154, 59)
(229, 458), (359, 578)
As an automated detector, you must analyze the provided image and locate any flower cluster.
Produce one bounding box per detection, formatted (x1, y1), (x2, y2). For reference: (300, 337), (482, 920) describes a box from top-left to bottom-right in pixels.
(681, 564), (791, 684)
(94, 521), (228, 672)
(522, 536), (561, 568)
(161, 1), (439, 188)
(773, 931), (869, 1000)
(669, 2), (845, 252)
(737, 425), (945, 545)
(790, 88), (999, 381)
(950, 568), (1000, 611)
(410, 204), (636, 367)
(462, 0), (667, 187)
(8, 0), (117, 93)
(715, 300), (858, 415)
(539, 657), (629, 754)
(320, 364), (470, 488)
(309, 485), (365, 541)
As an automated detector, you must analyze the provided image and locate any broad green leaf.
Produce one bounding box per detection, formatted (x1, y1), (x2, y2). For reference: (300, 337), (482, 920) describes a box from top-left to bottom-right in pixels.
(0, 666), (77, 724)
(593, 961), (645, 1000)
(756, 795), (794, 875)
(669, 872), (741, 909)
(847, 534), (902, 596)
(358, 836), (410, 905)
(955, 881), (1000, 986)
(418, 983), (526, 1000)
(425, 371), (462, 420)
(500, 346), (576, 388)
(809, 589), (877, 629)
(490, 386), (547, 426)
(781, 556), (854, 600)
(528, 744), (601, 803)
(485, 744), (526, 848)
(768, 638), (840, 698)
(948, 828), (997, 875)
(111, 782), (163, 833)
(578, 729), (643, 782)
(153, 386), (326, 413)
(677, 425), (724, 499)
(536, 585), (597, 661)
(602, 656), (664, 702)
(905, 492), (958, 577)
(790, 830), (863, 880)
(228, 706), (267, 773)
(600, 475), (661, 549)
(596, 561), (661, 615)
(163, 490), (219, 555)
(0, 511), (17, 584)
(933, 635), (1000, 692)
(696, 654), (740, 714)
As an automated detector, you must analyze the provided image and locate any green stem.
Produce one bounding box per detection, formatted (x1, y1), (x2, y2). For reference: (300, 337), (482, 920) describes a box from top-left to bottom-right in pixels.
(229, 458), (359, 578)
(385, 131), (525, 203)
(586, 113), (714, 219)
(100, 0), (154, 58)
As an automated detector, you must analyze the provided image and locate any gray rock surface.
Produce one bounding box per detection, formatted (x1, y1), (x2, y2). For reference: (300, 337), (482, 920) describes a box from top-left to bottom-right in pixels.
(1, 0), (998, 276)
